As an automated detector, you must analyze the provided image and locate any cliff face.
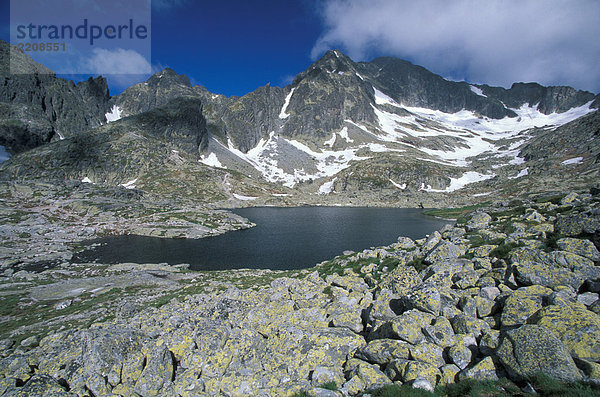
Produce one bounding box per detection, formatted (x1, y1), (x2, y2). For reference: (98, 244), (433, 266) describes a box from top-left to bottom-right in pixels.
(0, 40), (110, 154)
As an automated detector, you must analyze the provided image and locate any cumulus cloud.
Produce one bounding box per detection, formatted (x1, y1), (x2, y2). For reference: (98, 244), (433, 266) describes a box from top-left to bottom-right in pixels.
(83, 48), (153, 89)
(311, 0), (600, 93)
(84, 48), (152, 75)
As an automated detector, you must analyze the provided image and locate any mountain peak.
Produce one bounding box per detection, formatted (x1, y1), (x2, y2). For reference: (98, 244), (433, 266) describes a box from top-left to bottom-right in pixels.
(146, 68), (191, 87)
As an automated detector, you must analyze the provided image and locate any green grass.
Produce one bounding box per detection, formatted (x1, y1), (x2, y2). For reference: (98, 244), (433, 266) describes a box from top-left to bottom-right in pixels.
(489, 242), (520, 260)
(423, 203), (489, 223)
(366, 374), (600, 397)
(0, 286), (127, 344)
(319, 381), (337, 390)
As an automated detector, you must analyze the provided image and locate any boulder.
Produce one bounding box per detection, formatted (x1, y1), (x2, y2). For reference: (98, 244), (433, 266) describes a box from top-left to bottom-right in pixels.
(448, 343), (472, 370)
(400, 283), (442, 315)
(355, 339), (410, 365)
(379, 310), (435, 344)
(496, 324), (582, 382)
(529, 302), (600, 361)
(466, 212), (492, 231)
(556, 237), (600, 261)
(134, 343), (174, 397)
(380, 266), (422, 295)
(425, 240), (466, 263)
(409, 342), (445, 368)
(459, 357), (500, 381)
(500, 285), (552, 327)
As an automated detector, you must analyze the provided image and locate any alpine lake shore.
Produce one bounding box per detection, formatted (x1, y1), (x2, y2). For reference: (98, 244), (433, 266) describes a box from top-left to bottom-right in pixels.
(1, 182), (600, 397)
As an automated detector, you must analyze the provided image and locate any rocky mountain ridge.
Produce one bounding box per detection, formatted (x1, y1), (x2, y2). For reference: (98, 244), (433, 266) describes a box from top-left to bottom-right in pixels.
(0, 40), (110, 155)
(1, 39), (599, 207)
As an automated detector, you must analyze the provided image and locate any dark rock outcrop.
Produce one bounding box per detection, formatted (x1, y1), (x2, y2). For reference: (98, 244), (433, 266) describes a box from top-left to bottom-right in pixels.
(0, 40), (111, 154)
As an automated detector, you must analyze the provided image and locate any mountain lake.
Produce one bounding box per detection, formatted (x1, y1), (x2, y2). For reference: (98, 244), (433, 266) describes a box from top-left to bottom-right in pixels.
(74, 207), (451, 271)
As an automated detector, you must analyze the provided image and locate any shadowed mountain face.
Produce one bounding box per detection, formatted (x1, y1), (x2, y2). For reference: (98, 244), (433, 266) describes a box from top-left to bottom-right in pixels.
(0, 40), (110, 155)
(0, 40), (598, 206)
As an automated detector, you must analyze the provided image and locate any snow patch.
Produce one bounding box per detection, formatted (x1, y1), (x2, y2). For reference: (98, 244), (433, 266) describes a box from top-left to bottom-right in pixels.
(473, 192), (492, 197)
(120, 179), (137, 189)
(470, 85), (487, 97)
(279, 87), (296, 119)
(509, 168), (529, 179)
(81, 177), (93, 184)
(509, 156), (526, 165)
(105, 105), (122, 123)
(324, 127), (353, 147)
(422, 171), (495, 193)
(389, 179), (407, 190)
(200, 152), (225, 168)
(319, 178), (337, 195)
(324, 133), (337, 147)
(562, 157), (583, 165)
(233, 193), (257, 201)
(373, 87), (399, 106)
(338, 126), (353, 143)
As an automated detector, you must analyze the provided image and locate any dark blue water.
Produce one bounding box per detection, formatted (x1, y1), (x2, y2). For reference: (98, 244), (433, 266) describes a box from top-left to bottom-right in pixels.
(75, 207), (450, 271)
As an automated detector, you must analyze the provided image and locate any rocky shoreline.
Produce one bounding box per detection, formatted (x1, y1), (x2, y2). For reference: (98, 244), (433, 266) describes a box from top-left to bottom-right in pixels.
(1, 191), (600, 396)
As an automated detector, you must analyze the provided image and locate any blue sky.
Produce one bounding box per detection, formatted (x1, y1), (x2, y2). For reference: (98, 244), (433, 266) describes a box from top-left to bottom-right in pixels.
(2, 0), (600, 97)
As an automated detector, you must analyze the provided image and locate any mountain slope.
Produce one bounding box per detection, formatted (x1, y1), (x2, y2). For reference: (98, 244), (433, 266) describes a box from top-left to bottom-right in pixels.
(1, 45), (598, 207)
(0, 40), (110, 155)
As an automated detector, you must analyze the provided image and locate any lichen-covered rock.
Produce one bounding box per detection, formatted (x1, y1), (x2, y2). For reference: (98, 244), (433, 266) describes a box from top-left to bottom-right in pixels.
(355, 339), (410, 365)
(448, 343), (472, 370)
(459, 357), (500, 381)
(425, 240), (466, 263)
(451, 314), (490, 338)
(409, 342), (445, 368)
(350, 361), (392, 390)
(513, 262), (584, 290)
(379, 310), (435, 344)
(555, 213), (600, 236)
(423, 317), (455, 348)
(500, 285), (552, 327)
(134, 343), (174, 397)
(466, 212), (492, 231)
(397, 236), (416, 250)
(402, 360), (441, 386)
(510, 247), (586, 289)
(421, 231), (443, 254)
(380, 266), (422, 295)
(496, 324), (582, 382)
(400, 283), (442, 315)
(556, 237), (600, 261)
(529, 302), (600, 361)
(469, 245), (498, 258)
(439, 364), (460, 385)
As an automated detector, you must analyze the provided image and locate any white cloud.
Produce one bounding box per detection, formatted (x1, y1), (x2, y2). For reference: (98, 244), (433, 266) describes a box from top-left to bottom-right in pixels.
(84, 48), (152, 75)
(312, 0), (600, 93)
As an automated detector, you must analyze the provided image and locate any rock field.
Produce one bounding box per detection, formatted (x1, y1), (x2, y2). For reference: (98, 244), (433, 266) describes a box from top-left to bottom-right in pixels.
(1, 191), (600, 396)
